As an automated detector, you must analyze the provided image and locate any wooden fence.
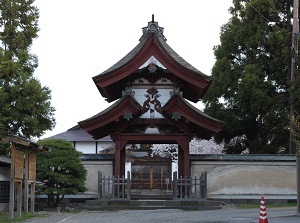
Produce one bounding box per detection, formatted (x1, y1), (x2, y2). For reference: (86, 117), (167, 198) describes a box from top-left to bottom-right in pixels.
(173, 172), (207, 200)
(97, 171), (207, 200)
(98, 171), (130, 200)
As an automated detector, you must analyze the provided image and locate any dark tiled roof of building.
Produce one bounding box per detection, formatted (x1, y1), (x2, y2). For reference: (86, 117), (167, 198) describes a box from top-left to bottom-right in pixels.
(95, 34), (148, 77)
(175, 95), (224, 123)
(45, 125), (112, 142)
(79, 93), (139, 123)
(157, 36), (210, 79)
(0, 156), (11, 164)
(93, 20), (211, 81)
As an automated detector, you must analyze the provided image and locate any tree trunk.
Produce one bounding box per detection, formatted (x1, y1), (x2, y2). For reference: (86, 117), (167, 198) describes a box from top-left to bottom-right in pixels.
(47, 194), (55, 208)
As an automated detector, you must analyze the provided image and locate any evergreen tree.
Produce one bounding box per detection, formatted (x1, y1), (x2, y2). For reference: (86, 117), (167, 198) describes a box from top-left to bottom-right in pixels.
(36, 139), (87, 208)
(0, 0), (55, 153)
(203, 0), (294, 154)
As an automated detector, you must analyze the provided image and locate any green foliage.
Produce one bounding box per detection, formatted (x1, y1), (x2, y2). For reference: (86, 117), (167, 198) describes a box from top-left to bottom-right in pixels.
(0, 0), (55, 155)
(203, 0), (293, 154)
(36, 139), (87, 208)
(0, 211), (42, 223)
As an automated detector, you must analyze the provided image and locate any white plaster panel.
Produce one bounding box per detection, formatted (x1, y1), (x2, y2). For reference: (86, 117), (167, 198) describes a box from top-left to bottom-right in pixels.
(133, 88), (172, 119)
(75, 142), (96, 154)
(133, 88), (172, 107)
(191, 161), (297, 197)
(82, 161), (113, 193)
(139, 56), (166, 69)
(133, 88), (149, 106)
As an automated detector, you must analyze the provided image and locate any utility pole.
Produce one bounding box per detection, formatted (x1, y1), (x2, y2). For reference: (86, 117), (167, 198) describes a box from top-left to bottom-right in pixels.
(290, 0), (299, 154)
(290, 0), (300, 216)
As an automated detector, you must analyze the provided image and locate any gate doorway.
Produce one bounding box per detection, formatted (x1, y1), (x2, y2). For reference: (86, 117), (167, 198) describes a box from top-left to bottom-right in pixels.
(131, 161), (171, 190)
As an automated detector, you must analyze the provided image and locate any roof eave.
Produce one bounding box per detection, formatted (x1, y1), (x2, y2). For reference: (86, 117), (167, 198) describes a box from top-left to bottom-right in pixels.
(162, 95), (225, 134)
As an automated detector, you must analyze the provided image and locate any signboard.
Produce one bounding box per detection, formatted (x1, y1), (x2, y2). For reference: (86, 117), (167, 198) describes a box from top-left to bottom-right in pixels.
(14, 149), (24, 179)
(28, 154), (36, 180)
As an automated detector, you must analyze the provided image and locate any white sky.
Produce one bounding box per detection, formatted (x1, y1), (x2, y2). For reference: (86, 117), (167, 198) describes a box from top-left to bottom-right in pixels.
(31, 0), (233, 139)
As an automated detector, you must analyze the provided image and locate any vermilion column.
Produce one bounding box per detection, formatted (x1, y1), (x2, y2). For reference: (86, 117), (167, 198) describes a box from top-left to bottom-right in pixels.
(114, 140), (121, 177)
(114, 137), (126, 177)
(183, 142), (190, 177)
(178, 140), (190, 177)
(178, 145), (184, 177)
(120, 146), (126, 177)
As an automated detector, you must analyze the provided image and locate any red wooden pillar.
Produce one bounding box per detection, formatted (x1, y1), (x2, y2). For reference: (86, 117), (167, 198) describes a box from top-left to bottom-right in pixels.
(114, 142), (121, 176)
(178, 145), (184, 177)
(183, 143), (190, 177)
(120, 146), (126, 177)
(178, 140), (190, 177)
(114, 137), (126, 177)
(114, 139), (121, 177)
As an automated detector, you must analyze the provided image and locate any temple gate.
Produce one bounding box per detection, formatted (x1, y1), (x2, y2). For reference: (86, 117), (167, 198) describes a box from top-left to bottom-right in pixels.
(79, 16), (224, 190)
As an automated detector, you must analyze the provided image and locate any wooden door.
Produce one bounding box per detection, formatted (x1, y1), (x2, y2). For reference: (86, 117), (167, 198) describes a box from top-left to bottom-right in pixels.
(131, 163), (171, 190)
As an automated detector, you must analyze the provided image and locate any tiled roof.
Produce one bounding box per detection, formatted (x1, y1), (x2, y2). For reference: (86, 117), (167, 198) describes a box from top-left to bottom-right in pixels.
(0, 156), (11, 164)
(93, 20), (210, 80)
(45, 126), (112, 142)
(79, 93), (139, 123)
(157, 36), (210, 80)
(95, 34), (149, 77)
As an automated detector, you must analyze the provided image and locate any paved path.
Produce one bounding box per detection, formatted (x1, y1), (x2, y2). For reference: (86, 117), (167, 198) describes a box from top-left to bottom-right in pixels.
(22, 207), (299, 223)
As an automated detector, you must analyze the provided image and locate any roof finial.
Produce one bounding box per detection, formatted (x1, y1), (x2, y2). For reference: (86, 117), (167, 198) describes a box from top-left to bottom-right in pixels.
(139, 15), (167, 42)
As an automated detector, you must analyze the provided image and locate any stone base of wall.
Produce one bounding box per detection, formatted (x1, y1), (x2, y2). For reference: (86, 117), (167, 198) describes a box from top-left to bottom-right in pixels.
(208, 194), (297, 204)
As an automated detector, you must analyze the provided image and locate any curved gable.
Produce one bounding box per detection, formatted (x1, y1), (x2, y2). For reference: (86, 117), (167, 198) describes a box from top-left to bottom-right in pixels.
(93, 21), (212, 103)
(78, 94), (143, 139)
(162, 95), (225, 135)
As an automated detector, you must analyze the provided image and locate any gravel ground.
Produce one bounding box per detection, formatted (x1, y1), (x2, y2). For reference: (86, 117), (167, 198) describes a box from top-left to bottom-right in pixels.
(20, 207), (299, 223)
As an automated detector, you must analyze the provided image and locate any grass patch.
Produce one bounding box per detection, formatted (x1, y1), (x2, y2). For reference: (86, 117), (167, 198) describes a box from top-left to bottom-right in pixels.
(0, 211), (47, 223)
(236, 202), (297, 209)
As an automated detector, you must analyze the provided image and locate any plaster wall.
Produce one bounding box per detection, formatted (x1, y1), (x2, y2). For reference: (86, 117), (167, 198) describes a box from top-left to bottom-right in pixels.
(133, 88), (172, 119)
(75, 142), (115, 154)
(82, 160), (113, 194)
(191, 160), (296, 197)
(75, 142), (96, 154)
(0, 166), (10, 181)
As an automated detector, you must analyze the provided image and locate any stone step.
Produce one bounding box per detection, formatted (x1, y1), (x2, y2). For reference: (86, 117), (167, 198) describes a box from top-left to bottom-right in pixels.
(80, 204), (221, 211)
(130, 194), (173, 200)
(83, 199), (221, 211)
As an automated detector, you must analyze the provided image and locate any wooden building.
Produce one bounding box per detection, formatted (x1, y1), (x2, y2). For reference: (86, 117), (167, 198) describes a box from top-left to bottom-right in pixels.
(78, 16), (224, 190)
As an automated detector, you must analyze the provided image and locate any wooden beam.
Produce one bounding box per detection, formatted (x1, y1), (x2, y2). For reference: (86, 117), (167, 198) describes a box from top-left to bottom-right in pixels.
(30, 182), (35, 213)
(3, 135), (30, 147)
(16, 181), (22, 218)
(297, 154), (300, 215)
(24, 152), (29, 213)
(9, 143), (16, 219)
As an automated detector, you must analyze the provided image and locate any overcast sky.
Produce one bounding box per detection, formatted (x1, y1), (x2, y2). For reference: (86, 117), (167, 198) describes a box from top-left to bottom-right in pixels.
(31, 0), (233, 139)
